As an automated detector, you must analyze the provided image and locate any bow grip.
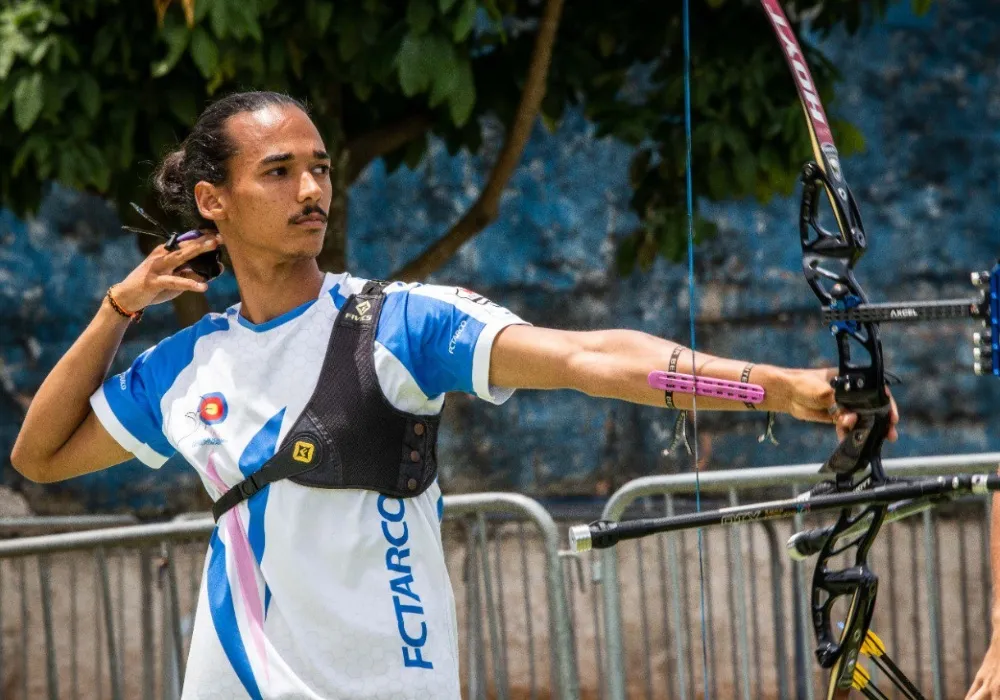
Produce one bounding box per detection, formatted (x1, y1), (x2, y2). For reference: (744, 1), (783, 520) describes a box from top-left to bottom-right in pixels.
(820, 404), (892, 477)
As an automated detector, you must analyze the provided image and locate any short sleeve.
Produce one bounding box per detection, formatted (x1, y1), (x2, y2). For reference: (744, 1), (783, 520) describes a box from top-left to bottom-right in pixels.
(376, 284), (529, 404)
(90, 345), (176, 468)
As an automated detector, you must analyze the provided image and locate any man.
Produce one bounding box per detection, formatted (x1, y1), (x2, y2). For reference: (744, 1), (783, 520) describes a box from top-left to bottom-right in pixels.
(10, 91), (897, 699)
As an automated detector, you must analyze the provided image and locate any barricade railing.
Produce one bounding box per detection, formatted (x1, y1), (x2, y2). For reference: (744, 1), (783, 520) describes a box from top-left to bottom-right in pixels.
(586, 452), (1000, 700)
(0, 515), (137, 537)
(0, 492), (578, 700)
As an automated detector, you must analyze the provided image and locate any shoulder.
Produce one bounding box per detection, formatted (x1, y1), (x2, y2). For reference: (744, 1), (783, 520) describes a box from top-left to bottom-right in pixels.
(381, 282), (520, 324)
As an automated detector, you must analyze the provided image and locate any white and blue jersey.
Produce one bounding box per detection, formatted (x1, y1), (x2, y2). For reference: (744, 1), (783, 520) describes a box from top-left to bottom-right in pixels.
(89, 272), (527, 699)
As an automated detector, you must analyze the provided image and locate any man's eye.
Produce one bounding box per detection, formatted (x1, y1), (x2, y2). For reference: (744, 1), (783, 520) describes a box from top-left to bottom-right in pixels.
(314, 164), (330, 175)
(266, 167), (287, 177)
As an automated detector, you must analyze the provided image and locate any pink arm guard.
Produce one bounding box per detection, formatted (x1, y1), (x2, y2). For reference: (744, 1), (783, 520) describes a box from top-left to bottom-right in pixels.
(647, 370), (765, 405)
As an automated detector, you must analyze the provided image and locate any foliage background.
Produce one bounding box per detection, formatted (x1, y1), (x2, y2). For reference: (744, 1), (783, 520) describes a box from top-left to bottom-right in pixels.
(1, 0), (999, 514)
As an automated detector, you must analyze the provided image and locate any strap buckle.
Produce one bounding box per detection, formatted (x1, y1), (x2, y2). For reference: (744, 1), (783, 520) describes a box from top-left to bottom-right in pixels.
(239, 473), (261, 499)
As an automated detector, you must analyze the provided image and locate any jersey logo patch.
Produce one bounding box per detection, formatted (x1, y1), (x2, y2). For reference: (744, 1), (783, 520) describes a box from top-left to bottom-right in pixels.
(293, 440), (316, 463)
(198, 393), (228, 425)
(341, 296), (375, 326)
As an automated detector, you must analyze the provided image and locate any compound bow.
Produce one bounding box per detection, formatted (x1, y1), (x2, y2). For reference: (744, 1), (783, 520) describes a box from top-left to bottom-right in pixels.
(569, 2), (1000, 698)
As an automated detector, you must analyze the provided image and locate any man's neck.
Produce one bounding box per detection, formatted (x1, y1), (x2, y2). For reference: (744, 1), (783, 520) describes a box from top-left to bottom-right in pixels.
(233, 258), (326, 326)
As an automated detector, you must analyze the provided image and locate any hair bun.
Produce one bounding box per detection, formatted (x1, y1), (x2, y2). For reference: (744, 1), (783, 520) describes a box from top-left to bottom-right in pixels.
(153, 149), (189, 219)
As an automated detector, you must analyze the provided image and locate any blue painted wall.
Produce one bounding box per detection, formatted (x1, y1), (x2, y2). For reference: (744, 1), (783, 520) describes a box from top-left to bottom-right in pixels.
(2, 0), (999, 514)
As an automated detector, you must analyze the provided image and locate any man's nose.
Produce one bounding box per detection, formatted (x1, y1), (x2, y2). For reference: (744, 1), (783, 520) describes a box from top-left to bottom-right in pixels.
(299, 171), (322, 201)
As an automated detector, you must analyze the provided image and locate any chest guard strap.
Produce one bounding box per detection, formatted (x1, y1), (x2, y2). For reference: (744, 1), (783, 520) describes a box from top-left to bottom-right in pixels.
(212, 281), (441, 522)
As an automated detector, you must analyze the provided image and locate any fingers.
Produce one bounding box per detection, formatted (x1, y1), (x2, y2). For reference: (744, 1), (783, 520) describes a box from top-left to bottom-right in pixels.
(836, 412), (857, 442)
(884, 387), (900, 442)
(799, 407), (839, 425)
(157, 234), (220, 272)
(160, 275), (209, 294)
(174, 268), (208, 283)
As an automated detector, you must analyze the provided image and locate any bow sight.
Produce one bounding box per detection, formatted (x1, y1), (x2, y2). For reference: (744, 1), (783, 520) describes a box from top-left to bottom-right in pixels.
(819, 262), (1000, 378)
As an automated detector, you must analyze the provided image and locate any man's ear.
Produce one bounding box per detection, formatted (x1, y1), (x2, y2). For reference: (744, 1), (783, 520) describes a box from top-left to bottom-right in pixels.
(194, 181), (226, 224)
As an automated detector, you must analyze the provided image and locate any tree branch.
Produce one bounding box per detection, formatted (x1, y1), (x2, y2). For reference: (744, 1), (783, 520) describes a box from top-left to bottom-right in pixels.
(390, 0), (566, 282)
(345, 113), (434, 184)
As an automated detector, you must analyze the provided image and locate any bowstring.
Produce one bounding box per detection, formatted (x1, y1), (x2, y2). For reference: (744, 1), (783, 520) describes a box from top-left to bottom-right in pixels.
(682, 0), (711, 695)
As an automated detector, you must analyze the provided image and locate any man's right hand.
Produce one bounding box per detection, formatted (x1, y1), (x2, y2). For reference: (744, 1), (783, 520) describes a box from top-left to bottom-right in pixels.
(967, 641), (1000, 699)
(112, 232), (222, 311)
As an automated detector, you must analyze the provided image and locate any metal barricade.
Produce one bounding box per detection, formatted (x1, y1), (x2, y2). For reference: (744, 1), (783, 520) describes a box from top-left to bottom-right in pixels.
(588, 452), (1000, 700)
(0, 492), (578, 700)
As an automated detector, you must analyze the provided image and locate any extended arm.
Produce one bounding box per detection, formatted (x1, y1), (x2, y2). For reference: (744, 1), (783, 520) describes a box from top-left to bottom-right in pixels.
(489, 325), (856, 425)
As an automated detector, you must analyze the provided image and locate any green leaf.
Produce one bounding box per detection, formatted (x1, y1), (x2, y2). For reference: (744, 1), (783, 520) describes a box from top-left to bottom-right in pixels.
(28, 36), (54, 66)
(911, 0), (932, 15)
(13, 71), (43, 131)
(397, 33), (432, 96)
(407, 0), (435, 34)
(448, 55), (475, 125)
(92, 26), (115, 66)
(232, 2), (263, 42)
(152, 21), (190, 78)
(209, 0), (229, 39)
(195, 0), (212, 23)
(82, 143), (110, 190)
(0, 45), (15, 81)
(190, 26), (218, 78)
(57, 149), (78, 184)
(452, 0), (476, 41)
(78, 72), (100, 118)
(315, 2), (334, 35)
(34, 137), (51, 179)
(483, 0), (502, 22)
(832, 118), (866, 157)
(439, 0), (459, 12)
(429, 41), (459, 107)
(45, 38), (64, 71)
(12, 137), (37, 176)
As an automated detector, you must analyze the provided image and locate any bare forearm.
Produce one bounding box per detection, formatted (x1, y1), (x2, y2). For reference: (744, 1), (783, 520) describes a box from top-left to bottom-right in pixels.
(12, 298), (129, 465)
(567, 329), (793, 412)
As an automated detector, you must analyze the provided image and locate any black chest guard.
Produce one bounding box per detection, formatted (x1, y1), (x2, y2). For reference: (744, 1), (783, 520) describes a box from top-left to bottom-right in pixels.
(212, 281), (441, 522)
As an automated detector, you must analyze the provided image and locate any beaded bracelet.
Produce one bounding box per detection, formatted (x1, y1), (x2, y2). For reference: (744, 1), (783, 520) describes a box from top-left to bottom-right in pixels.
(106, 286), (144, 323)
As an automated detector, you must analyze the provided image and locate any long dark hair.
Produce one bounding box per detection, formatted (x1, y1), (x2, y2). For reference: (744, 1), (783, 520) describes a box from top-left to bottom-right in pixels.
(153, 91), (309, 229)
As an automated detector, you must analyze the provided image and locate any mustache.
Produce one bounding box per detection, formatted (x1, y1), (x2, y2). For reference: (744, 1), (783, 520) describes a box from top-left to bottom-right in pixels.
(289, 205), (328, 224)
